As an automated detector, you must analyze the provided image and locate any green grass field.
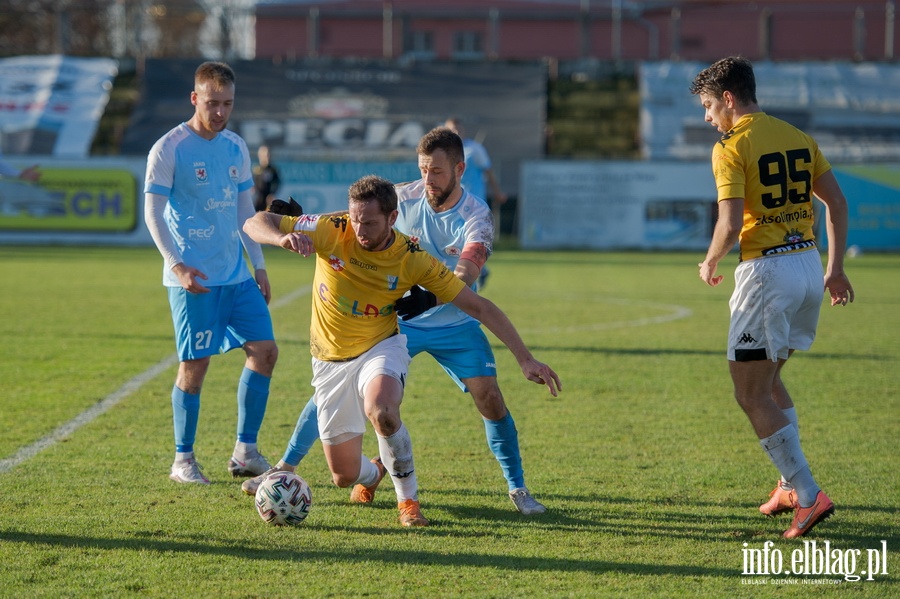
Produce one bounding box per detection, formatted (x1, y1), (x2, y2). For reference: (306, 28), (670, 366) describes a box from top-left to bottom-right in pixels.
(0, 246), (897, 598)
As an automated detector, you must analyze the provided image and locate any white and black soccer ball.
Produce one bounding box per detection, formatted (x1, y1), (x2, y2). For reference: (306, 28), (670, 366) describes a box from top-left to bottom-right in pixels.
(255, 471), (312, 526)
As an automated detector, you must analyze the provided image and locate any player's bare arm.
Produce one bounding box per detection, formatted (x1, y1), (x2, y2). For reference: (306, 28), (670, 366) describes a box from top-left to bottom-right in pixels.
(244, 211), (314, 256)
(812, 170), (855, 306)
(699, 197), (743, 287)
(449, 286), (562, 397)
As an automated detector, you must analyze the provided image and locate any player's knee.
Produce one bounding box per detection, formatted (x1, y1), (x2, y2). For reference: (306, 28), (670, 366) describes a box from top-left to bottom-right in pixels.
(331, 470), (356, 488)
(367, 408), (400, 437)
(473, 388), (507, 420)
(246, 341), (278, 371)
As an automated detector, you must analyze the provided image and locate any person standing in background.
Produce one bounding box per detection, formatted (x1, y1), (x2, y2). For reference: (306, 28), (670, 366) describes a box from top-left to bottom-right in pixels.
(253, 144), (281, 212)
(143, 61), (277, 485)
(0, 151), (40, 182)
(444, 116), (507, 290)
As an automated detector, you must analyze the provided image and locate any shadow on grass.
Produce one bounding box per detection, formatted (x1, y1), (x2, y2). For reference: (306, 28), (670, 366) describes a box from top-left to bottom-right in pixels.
(0, 529), (733, 578)
(498, 344), (893, 361)
(420, 488), (899, 547)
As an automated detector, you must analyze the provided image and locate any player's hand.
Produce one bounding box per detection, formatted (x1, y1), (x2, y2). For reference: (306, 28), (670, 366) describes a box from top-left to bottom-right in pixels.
(172, 263), (210, 294)
(268, 197), (303, 216)
(698, 260), (723, 287)
(394, 285), (437, 320)
(255, 268), (272, 304)
(19, 165), (40, 183)
(825, 271), (854, 306)
(521, 359), (562, 397)
(281, 232), (314, 257)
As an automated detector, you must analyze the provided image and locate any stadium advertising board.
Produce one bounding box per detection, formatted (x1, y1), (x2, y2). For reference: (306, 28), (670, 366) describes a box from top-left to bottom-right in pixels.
(0, 167), (137, 232)
(519, 161), (900, 251)
(276, 161), (420, 214)
(0, 56), (118, 158)
(120, 59), (545, 196)
(519, 161), (717, 250)
(835, 164), (900, 250)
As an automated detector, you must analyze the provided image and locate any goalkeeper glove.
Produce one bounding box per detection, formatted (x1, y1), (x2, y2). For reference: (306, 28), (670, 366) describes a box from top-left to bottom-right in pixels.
(394, 285), (437, 321)
(268, 197), (304, 216)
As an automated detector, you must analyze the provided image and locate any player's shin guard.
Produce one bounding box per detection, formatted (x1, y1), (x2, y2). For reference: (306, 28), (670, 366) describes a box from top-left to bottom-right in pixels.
(377, 423), (418, 501)
(484, 412), (525, 491)
(760, 424), (820, 507)
(236, 367), (269, 443)
(283, 396), (320, 466)
(172, 386), (200, 453)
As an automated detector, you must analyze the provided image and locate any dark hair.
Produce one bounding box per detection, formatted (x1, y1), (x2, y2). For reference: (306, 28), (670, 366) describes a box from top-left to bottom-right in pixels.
(195, 61), (235, 91)
(689, 56), (758, 105)
(417, 127), (465, 166)
(348, 175), (397, 215)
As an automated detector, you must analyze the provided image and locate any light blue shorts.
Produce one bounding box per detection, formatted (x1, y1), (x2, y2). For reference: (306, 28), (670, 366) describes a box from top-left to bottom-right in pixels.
(401, 320), (497, 391)
(167, 278), (274, 361)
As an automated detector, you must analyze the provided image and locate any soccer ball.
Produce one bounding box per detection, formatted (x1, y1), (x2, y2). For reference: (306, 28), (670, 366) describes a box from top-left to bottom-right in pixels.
(254, 471), (312, 526)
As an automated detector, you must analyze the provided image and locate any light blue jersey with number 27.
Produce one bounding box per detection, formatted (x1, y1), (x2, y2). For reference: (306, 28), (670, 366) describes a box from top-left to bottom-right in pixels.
(144, 123), (255, 287)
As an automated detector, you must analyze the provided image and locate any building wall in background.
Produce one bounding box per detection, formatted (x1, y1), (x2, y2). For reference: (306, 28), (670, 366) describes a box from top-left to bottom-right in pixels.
(255, 1), (896, 63)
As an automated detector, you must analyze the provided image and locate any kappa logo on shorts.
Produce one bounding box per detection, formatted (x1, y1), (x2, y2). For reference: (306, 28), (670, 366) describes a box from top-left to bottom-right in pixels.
(738, 332), (757, 344)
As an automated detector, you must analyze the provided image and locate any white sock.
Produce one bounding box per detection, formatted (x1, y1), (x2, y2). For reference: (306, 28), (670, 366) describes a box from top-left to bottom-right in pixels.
(779, 407), (799, 490)
(234, 441), (257, 458)
(175, 451), (194, 462)
(760, 424), (820, 507)
(377, 423), (418, 502)
(352, 457), (381, 487)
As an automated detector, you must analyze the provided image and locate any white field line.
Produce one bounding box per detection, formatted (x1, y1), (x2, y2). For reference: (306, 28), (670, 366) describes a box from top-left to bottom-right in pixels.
(517, 299), (693, 334)
(0, 285), (312, 474)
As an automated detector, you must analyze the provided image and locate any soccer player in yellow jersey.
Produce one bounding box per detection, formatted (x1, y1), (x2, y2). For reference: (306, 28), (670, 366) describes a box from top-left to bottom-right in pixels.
(690, 57), (854, 539)
(243, 175), (560, 527)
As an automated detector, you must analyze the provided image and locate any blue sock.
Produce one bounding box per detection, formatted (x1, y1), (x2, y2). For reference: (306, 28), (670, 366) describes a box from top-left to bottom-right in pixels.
(236, 367), (270, 444)
(283, 397), (320, 466)
(484, 412), (525, 491)
(172, 386), (200, 453)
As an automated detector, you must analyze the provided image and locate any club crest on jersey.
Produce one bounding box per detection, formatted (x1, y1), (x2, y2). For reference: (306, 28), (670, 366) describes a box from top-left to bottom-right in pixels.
(784, 228), (804, 244)
(387, 275), (398, 290)
(445, 246), (461, 257)
(328, 255), (345, 272)
(195, 167), (208, 182)
(229, 165), (239, 180)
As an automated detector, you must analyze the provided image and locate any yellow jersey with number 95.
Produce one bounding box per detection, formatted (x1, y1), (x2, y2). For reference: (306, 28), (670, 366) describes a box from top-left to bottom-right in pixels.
(279, 213), (467, 361)
(712, 112), (831, 261)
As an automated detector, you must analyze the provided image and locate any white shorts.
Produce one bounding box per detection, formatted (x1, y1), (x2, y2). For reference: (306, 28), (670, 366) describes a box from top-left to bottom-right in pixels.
(311, 334), (410, 444)
(728, 250), (823, 362)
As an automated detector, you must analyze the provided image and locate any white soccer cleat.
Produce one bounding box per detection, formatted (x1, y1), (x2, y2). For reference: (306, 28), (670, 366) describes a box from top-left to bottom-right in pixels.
(169, 458), (210, 484)
(227, 450), (272, 478)
(509, 487), (546, 515)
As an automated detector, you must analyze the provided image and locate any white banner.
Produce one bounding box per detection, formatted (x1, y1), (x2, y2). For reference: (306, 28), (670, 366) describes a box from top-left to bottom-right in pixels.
(519, 161), (716, 250)
(0, 55), (118, 157)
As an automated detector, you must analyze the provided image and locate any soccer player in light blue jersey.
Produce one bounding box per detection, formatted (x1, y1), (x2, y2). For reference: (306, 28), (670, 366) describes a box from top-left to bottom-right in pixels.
(244, 128), (548, 516)
(144, 61), (278, 485)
